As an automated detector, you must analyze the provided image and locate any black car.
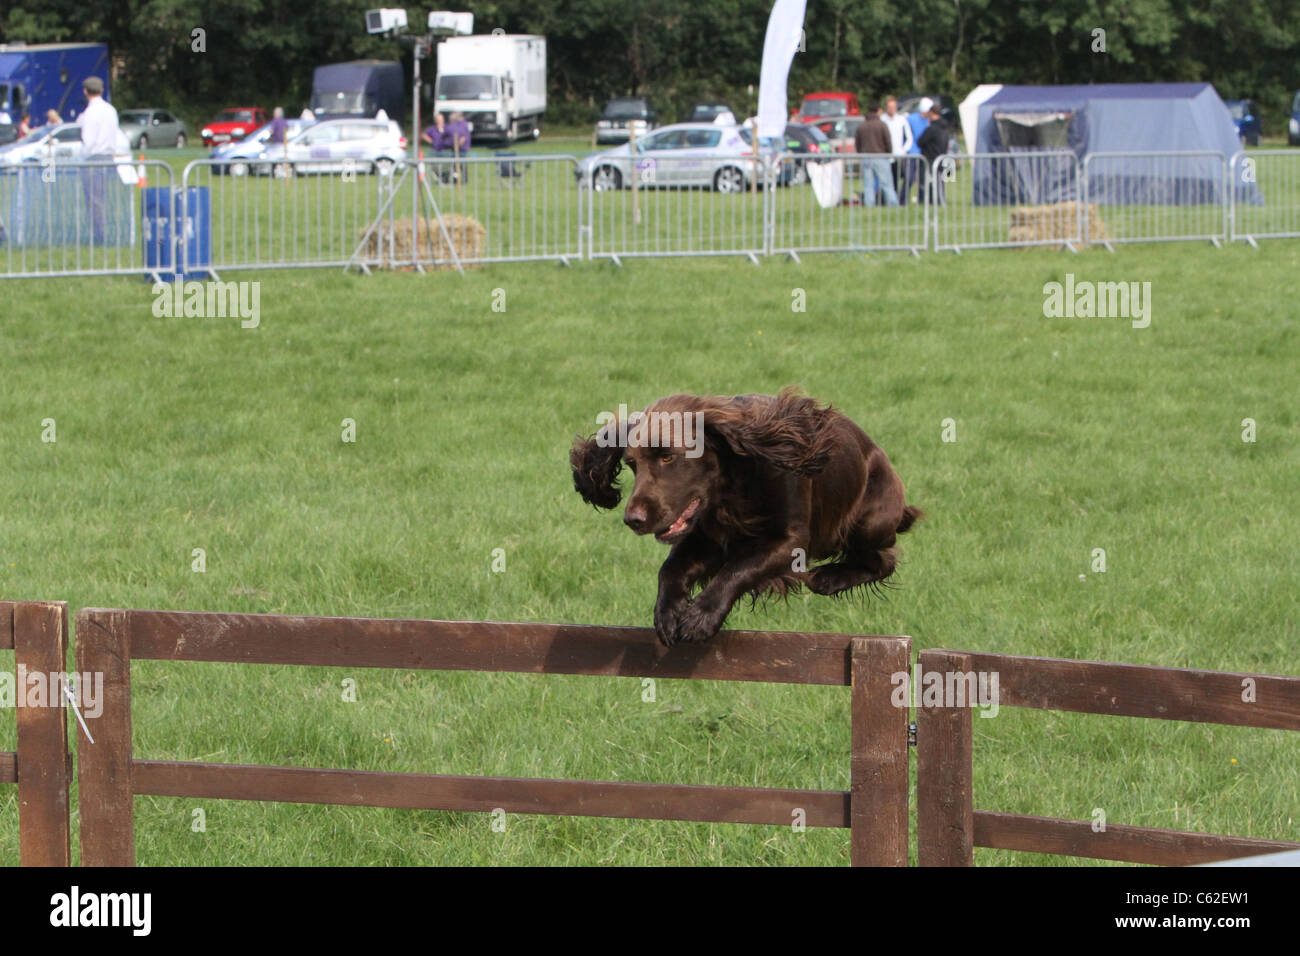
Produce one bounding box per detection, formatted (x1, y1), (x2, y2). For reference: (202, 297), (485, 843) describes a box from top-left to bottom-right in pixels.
(780, 122), (832, 185)
(595, 97), (657, 145)
(687, 101), (737, 124)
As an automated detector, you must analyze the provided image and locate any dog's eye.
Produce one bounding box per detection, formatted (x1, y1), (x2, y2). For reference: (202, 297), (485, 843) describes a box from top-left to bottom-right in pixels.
(659, 454), (674, 464)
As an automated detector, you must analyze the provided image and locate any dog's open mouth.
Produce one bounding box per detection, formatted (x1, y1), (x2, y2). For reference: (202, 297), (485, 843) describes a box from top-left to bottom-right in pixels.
(655, 498), (701, 542)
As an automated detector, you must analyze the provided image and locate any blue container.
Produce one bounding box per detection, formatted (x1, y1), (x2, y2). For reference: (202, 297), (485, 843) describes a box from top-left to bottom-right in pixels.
(142, 186), (210, 280)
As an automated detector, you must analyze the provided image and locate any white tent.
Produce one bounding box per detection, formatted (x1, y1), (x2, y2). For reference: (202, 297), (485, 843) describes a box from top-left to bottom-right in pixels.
(959, 84), (1002, 154)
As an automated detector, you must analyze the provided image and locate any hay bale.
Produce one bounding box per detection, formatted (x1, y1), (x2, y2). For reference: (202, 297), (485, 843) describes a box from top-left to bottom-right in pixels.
(1008, 201), (1107, 246)
(357, 214), (486, 269)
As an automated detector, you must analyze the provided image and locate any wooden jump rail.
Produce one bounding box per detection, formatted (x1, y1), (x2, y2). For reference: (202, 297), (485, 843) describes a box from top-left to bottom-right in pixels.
(0, 601), (72, 866)
(915, 648), (1300, 866)
(75, 608), (912, 866)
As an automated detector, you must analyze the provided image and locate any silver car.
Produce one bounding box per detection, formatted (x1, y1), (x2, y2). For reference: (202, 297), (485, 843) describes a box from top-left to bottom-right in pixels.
(257, 118), (408, 177)
(577, 123), (762, 193)
(119, 109), (188, 149)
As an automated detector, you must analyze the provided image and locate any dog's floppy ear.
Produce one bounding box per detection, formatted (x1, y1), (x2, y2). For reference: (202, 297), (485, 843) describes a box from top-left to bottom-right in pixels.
(570, 420), (624, 509)
(705, 387), (835, 477)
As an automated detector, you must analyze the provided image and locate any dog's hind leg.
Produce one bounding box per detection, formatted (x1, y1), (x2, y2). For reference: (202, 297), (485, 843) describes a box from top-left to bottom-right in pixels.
(807, 546), (898, 596)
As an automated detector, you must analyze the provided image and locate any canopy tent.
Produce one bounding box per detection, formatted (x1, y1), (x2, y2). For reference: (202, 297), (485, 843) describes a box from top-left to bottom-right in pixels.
(962, 83), (1261, 207)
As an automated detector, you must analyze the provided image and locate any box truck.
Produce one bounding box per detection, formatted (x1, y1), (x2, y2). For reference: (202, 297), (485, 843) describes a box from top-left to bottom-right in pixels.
(434, 34), (545, 142)
(0, 42), (110, 126)
(311, 60), (404, 119)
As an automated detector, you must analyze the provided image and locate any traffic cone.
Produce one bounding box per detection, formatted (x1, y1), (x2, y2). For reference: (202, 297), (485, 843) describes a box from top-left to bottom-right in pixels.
(137, 153), (147, 188)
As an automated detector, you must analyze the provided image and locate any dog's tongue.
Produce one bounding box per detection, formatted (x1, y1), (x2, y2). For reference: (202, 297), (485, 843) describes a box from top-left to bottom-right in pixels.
(666, 499), (700, 535)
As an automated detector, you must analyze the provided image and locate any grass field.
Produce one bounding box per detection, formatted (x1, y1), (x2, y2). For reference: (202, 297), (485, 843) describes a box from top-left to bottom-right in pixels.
(0, 239), (1297, 865)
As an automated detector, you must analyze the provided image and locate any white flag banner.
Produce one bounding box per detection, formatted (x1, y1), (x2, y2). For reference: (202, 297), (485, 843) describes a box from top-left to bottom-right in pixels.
(757, 0), (808, 141)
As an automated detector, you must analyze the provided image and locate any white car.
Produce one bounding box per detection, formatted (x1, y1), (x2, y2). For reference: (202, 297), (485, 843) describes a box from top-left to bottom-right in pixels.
(577, 123), (763, 192)
(0, 123), (130, 165)
(256, 118), (408, 176)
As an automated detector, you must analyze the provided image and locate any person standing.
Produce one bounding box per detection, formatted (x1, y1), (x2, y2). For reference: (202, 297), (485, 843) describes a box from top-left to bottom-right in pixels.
(918, 101), (950, 206)
(78, 76), (118, 245)
(853, 102), (898, 207)
(445, 111), (472, 183)
(881, 96), (913, 198)
(901, 98), (931, 205)
(18, 112), (32, 137)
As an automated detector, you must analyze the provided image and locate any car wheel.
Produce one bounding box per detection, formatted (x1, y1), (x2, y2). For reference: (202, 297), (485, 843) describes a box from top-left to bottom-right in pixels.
(374, 157), (395, 175)
(230, 161), (249, 177)
(138, 134), (148, 149)
(592, 165), (622, 191)
(273, 162), (294, 179)
(714, 166), (746, 193)
(175, 133), (187, 149)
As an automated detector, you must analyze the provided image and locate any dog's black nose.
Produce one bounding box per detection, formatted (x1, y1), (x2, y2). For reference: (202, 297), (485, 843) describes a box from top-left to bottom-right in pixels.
(624, 504), (649, 532)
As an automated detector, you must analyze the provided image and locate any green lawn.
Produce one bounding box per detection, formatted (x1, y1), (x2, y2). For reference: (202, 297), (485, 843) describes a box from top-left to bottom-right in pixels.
(0, 241), (1297, 865)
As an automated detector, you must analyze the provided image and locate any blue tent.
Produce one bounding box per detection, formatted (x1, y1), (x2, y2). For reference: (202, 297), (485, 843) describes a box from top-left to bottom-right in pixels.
(969, 83), (1261, 207)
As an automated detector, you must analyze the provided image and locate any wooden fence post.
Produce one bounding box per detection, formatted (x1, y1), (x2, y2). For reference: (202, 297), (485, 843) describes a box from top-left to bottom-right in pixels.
(13, 602), (71, 866)
(917, 649), (975, 865)
(849, 636), (911, 866)
(76, 609), (135, 866)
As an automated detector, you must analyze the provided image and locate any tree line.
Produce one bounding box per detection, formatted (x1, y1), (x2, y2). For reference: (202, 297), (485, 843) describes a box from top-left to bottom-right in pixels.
(2, 0), (1296, 133)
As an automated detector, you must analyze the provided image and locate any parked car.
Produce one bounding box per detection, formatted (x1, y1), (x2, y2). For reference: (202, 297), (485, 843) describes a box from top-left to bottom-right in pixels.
(790, 92), (860, 125)
(577, 122), (758, 192)
(119, 109), (188, 149)
(594, 97), (657, 145)
(201, 107), (267, 146)
(1224, 100), (1261, 148)
(0, 122), (85, 164)
(687, 101), (737, 125)
(210, 118), (311, 175)
(255, 117), (407, 177)
(812, 115), (865, 153)
(1291, 90), (1300, 146)
(779, 122), (832, 185)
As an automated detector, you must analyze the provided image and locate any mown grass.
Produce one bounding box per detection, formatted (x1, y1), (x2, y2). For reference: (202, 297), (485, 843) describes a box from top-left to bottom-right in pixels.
(0, 240), (1297, 865)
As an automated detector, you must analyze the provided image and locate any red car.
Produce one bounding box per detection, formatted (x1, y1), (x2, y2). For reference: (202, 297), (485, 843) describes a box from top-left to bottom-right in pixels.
(201, 107), (268, 146)
(790, 92), (861, 125)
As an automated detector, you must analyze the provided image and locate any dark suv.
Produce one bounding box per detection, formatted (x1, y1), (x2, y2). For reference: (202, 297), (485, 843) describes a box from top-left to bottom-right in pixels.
(595, 97), (657, 145)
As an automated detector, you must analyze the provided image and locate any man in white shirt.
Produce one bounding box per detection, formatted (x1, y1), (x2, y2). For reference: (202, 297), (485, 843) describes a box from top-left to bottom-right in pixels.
(881, 96), (913, 201)
(79, 76), (118, 244)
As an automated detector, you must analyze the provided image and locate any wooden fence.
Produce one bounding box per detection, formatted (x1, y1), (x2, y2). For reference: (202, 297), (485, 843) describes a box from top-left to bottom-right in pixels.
(74, 608), (912, 866)
(0, 601), (72, 866)
(915, 648), (1300, 866)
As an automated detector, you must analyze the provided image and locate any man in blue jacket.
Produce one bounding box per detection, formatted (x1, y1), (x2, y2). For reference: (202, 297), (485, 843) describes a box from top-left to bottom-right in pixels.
(900, 98), (931, 206)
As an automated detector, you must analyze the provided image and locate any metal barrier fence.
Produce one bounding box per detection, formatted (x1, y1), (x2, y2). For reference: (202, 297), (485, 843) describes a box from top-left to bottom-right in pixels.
(932, 151), (1083, 252)
(181, 157), (395, 273)
(1229, 149), (1300, 244)
(8, 148), (1300, 277)
(1082, 150), (1229, 247)
(770, 153), (928, 257)
(585, 153), (770, 263)
(0, 160), (176, 279)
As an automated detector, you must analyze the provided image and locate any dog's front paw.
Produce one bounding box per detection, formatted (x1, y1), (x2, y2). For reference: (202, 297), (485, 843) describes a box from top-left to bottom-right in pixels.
(654, 596), (688, 647)
(673, 598), (727, 645)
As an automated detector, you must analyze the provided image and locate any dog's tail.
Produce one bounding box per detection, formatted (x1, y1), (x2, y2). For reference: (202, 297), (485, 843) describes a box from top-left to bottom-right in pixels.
(897, 505), (923, 535)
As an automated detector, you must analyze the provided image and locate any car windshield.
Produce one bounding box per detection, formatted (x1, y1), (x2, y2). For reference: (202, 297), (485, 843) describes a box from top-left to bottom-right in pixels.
(604, 100), (649, 119)
(120, 111), (151, 124)
(438, 75), (495, 100)
(801, 99), (846, 117)
(217, 110), (256, 123)
(13, 126), (53, 145)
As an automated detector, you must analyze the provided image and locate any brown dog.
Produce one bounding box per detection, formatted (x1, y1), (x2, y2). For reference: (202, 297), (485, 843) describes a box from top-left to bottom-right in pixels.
(570, 388), (921, 646)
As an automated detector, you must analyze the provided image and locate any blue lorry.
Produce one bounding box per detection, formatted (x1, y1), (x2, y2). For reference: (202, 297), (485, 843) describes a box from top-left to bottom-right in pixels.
(0, 42), (110, 142)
